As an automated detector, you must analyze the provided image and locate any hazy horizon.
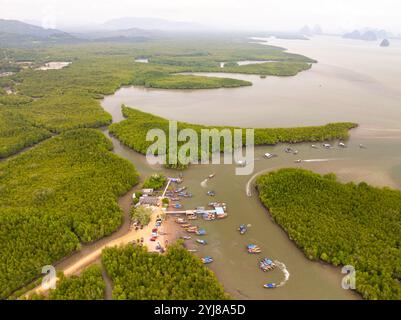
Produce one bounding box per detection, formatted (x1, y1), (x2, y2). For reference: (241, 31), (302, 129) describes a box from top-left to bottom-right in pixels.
(1, 0), (401, 34)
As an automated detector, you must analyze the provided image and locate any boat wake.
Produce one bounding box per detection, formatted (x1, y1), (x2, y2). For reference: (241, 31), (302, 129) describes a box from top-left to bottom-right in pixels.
(302, 158), (335, 163)
(200, 179), (208, 188)
(273, 260), (290, 288)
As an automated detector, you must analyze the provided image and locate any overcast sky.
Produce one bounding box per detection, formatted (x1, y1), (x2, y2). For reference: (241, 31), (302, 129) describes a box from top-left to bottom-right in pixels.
(1, 0), (401, 33)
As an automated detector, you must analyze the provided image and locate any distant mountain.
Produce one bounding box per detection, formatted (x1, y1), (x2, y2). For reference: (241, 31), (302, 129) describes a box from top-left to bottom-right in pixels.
(299, 25), (312, 36)
(343, 29), (382, 41)
(73, 27), (158, 41)
(312, 24), (323, 35)
(380, 39), (390, 47)
(101, 17), (205, 31)
(0, 19), (77, 47)
(299, 24), (323, 36)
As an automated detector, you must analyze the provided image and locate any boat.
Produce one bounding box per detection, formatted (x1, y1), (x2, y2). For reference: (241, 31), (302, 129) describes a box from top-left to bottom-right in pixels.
(247, 244), (261, 254)
(264, 153), (277, 159)
(284, 147), (294, 153)
(238, 224), (247, 235)
(293, 150), (299, 155)
(208, 202), (227, 208)
(186, 226), (198, 233)
(294, 159), (302, 163)
(311, 144), (318, 149)
(202, 213), (216, 221)
(216, 212), (228, 219)
(171, 197), (180, 201)
(359, 144), (367, 149)
(196, 229), (207, 236)
(196, 239), (207, 245)
(182, 193), (193, 198)
(339, 142), (347, 148)
(207, 191), (216, 197)
(181, 224), (191, 228)
(181, 236), (191, 240)
(201, 256), (213, 264)
(175, 218), (186, 224)
(208, 173), (215, 179)
(259, 258), (276, 272)
(175, 187), (187, 193)
(322, 143), (332, 148)
(263, 283), (277, 289)
(187, 215), (198, 220)
(188, 249), (198, 253)
(173, 203), (183, 209)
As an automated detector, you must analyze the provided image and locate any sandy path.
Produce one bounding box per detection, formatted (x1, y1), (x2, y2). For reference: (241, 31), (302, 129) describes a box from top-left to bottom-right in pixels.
(25, 205), (166, 297)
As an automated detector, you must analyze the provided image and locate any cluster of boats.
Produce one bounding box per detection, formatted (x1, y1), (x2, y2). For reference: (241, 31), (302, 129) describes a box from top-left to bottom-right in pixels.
(260, 258), (276, 272)
(247, 244), (261, 254)
(176, 218), (207, 236)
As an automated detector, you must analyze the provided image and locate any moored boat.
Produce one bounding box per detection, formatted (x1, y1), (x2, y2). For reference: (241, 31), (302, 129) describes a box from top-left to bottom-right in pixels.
(196, 239), (207, 245)
(259, 258), (276, 272)
(263, 283), (277, 289)
(181, 236), (191, 240)
(247, 244), (261, 254)
(186, 226), (198, 233)
(201, 256), (213, 264)
(196, 228), (207, 236)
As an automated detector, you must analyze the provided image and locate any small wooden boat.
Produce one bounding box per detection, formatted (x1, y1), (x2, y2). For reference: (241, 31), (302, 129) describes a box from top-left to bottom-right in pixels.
(201, 256), (213, 264)
(188, 249), (198, 253)
(196, 229), (207, 236)
(238, 224), (247, 235)
(181, 236), (191, 240)
(175, 218), (186, 224)
(186, 226), (198, 233)
(181, 224), (191, 228)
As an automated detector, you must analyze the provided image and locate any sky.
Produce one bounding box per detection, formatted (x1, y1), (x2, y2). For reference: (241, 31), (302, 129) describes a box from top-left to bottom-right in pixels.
(1, 0), (401, 33)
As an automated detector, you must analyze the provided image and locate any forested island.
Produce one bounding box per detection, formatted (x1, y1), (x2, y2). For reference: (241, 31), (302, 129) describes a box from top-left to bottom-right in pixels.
(256, 168), (401, 300)
(109, 106), (357, 168)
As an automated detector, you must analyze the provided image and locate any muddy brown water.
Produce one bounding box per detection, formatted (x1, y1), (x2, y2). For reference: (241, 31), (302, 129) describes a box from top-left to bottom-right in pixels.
(99, 35), (401, 299)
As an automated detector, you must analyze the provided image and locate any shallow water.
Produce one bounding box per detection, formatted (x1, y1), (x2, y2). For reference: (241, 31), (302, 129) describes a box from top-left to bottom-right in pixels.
(101, 35), (401, 299)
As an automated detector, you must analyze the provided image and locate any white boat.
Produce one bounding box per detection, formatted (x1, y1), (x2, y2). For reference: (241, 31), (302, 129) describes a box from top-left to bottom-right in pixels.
(339, 142), (346, 148)
(264, 153), (277, 159)
(323, 143), (332, 148)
